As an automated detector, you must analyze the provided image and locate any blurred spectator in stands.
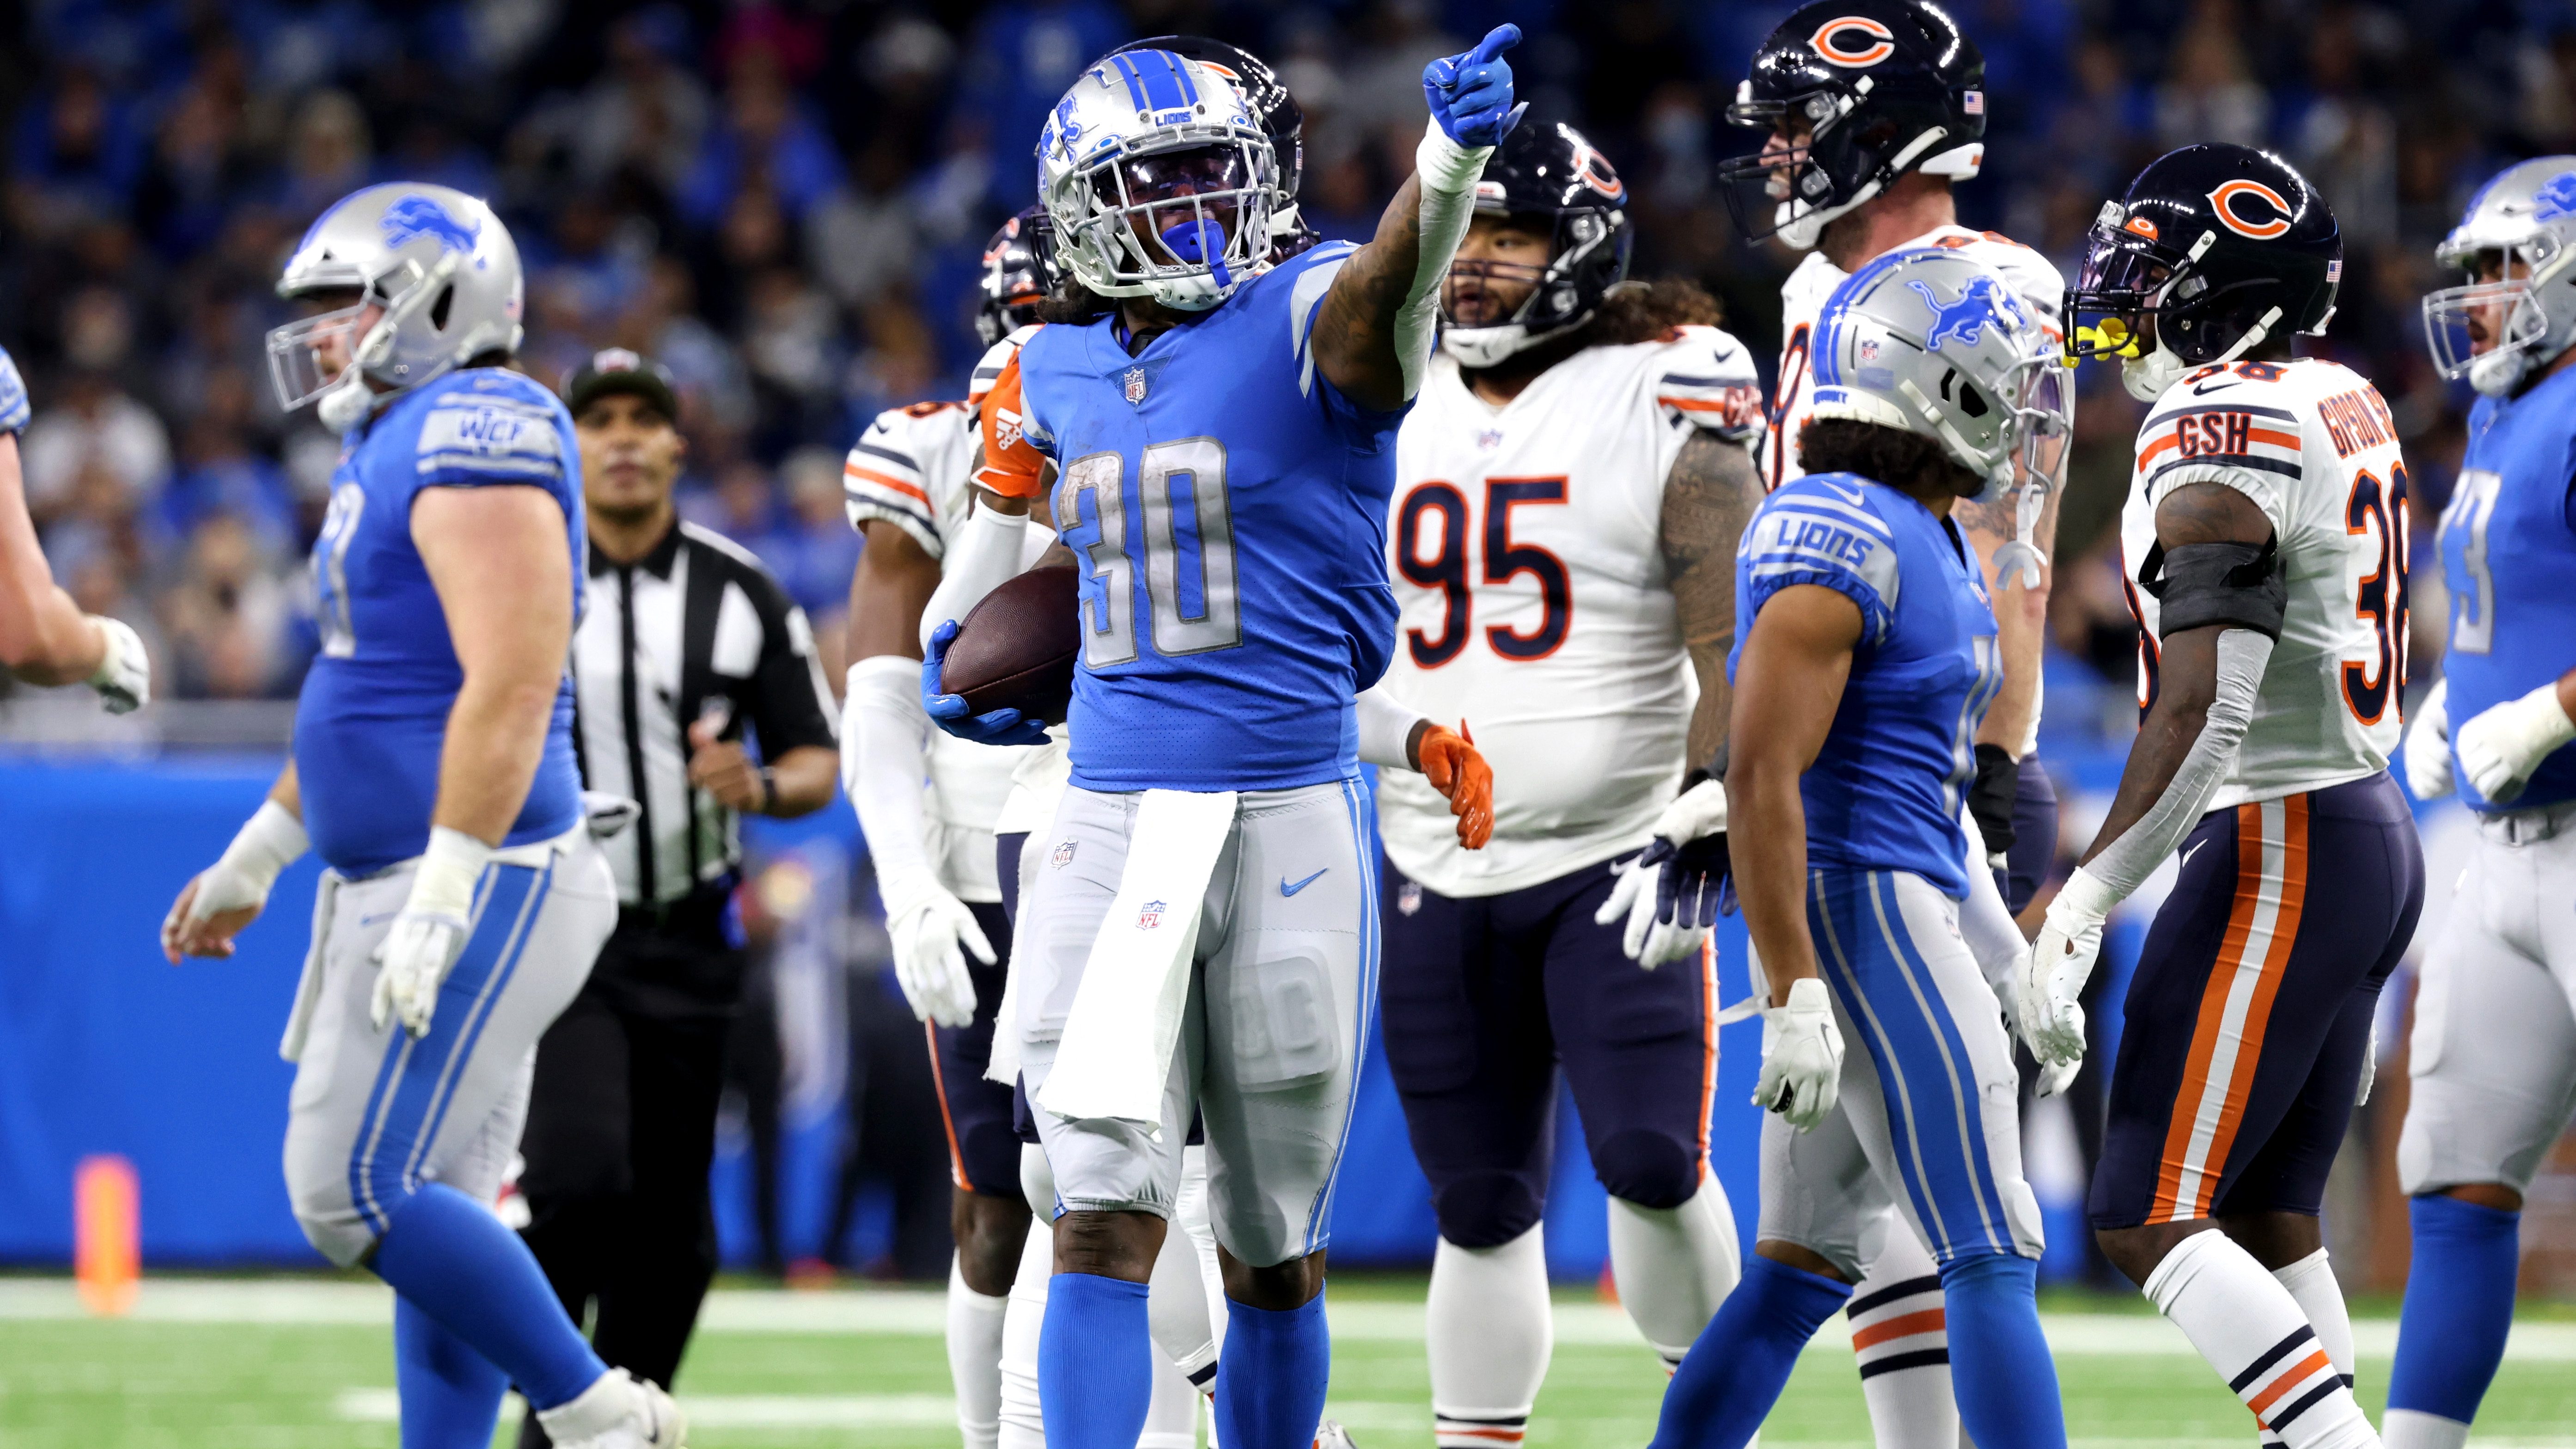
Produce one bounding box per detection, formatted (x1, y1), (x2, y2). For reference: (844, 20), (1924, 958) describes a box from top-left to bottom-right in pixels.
(2155, 1), (2269, 149)
(957, 0), (1125, 211)
(277, 89), (372, 223)
(749, 446), (859, 652)
(22, 370), (170, 524)
(10, 62), (147, 239)
(159, 513), (301, 699)
(679, 46), (844, 231)
(136, 38), (255, 261)
(570, 7), (710, 195)
(807, 141), (919, 309)
(160, 407), (298, 562)
(2285, 6), (2399, 251)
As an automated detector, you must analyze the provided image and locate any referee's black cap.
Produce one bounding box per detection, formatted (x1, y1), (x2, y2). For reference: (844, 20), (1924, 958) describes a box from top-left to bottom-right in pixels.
(562, 348), (680, 424)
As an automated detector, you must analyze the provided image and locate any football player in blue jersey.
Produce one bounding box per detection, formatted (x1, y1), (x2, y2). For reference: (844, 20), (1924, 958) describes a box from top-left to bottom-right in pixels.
(936, 31), (1524, 1449)
(2387, 156), (2576, 1449)
(1648, 248), (2071, 1449)
(0, 341), (150, 711)
(158, 184), (680, 1449)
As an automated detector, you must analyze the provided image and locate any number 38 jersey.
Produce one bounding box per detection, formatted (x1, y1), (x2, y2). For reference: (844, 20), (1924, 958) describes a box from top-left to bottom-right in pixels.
(2118, 358), (2411, 810)
(1376, 328), (1764, 897)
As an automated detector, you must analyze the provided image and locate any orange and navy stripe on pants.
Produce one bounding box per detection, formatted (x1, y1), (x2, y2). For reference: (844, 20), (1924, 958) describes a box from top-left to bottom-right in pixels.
(2151, 794), (2310, 1224)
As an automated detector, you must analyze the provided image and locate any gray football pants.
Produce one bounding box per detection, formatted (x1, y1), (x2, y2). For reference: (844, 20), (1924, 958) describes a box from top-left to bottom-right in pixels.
(1014, 778), (1376, 1269)
(282, 832), (617, 1266)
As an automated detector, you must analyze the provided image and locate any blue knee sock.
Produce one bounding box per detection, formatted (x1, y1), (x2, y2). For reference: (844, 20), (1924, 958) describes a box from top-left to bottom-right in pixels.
(1215, 1295), (1331, 1449)
(1649, 1253), (1850, 1449)
(394, 1294), (510, 1449)
(1941, 1252), (2064, 1449)
(1038, 1273), (1154, 1449)
(2387, 1194), (2520, 1423)
(370, 1183), (606, 1411)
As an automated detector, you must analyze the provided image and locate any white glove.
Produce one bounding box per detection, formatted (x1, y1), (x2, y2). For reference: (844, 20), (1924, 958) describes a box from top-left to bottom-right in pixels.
(2404, 676), (2454, 801)
(2357, 1019), (2378, 1107)
(370, 827), (489, 1037)
(2033, 1049), (2080, 1099)
(1596, 854), (1709, 966)
(2019, 869), (2110, 1065)
(886, 882), (993, 1029)
(162, 799), (308, 957)
(1753, 977), (1843, 1132)
(87, 614), (148, 714)
(2454, 681), (2576, 804)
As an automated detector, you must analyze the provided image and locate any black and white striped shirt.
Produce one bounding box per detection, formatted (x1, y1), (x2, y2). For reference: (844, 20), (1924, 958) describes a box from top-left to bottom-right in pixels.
(571, 521), (837, 907)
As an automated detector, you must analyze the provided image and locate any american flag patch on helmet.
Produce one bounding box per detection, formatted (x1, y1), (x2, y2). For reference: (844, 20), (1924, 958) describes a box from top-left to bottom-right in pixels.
(2327, 258), (2344, 283)
(1963, 91), (1984, 114)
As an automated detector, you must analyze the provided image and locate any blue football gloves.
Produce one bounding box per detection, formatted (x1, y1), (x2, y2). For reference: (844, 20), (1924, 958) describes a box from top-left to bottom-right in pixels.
(920, 619), (1051, 747)
(1423, 24), (1526, 148)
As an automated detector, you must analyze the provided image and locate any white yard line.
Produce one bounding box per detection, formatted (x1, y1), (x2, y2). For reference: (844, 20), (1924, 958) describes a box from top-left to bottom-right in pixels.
(7, 1277), (2573, 1362)
(333, 1389), (961, 1428)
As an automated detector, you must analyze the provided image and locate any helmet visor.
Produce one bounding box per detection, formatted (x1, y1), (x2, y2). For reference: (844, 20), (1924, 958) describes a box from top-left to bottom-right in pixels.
(2003, 352), (2074, 480)
(2063, 225), (2175, 363)
(265, 300), (371, 413)
(1116, 145), (1253, 265)
(2422, 278), (2542, 382)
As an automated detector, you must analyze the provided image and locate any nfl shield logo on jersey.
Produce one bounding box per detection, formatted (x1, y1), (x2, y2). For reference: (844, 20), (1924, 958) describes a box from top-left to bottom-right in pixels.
(1398, 881), (1423, 917)
(1136, 899), (1166, 929)
(1123, 367), (1149, 405)
(1051, 839), (1077, 868)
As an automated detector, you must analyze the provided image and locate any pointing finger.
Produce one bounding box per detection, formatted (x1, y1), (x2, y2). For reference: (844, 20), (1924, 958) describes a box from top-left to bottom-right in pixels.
(1470, 23), (1522, 65)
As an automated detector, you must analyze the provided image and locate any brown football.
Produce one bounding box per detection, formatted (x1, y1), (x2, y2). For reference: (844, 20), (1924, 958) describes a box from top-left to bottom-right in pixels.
(940, 565), (1080, 725)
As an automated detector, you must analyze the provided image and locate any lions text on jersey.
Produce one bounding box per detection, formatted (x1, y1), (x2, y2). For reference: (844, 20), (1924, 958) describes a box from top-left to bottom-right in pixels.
(845, 329), (1053, 898)
(1731, 472), (2003, 899)
(2441, 364), (2576, 812)
(1378, 326), (1762, 895)
(2118, 357), (2411, 808)
(977, 242), (1403, 792)
(297, 367), (585, 873)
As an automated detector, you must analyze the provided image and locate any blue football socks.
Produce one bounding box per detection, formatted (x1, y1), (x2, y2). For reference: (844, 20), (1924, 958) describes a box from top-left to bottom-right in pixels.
(370, 1182), (606, 1411)
(1942, 1251), (2065, 1449)
(1649, 1253), (1851, 1449)
(1038, 1272), (1154, 1449)
(394, 1294), (510, 1449)
(1216, 1294), (1332, 1449)
(2387, 1194), (2521, 1424)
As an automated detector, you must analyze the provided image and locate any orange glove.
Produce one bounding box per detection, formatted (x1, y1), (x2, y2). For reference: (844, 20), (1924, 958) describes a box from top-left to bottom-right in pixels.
(1416, 721), (1494, 850)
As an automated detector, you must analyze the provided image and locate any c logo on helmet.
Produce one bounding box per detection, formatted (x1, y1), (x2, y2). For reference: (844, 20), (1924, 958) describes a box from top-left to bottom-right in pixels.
(1810, 16), (1897, 67)
(1572, 143), (1626, 201)
(2207, 180), (2295, 240)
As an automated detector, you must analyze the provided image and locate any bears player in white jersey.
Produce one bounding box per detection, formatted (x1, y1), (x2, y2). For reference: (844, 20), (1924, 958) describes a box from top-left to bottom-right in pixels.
(1707, 4), (2070, 1436)
(2384, 156), (2576, 1449)
(842, 206), (1067, 1449)
(1366, 116), (1762, 1445)
(161, 184), (680, 1448)
(2034, 146), (2421, 1449)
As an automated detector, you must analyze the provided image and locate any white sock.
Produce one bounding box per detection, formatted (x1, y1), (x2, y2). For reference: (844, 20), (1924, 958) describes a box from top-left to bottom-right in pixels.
(2144, 1230), (2378, 1449)
(1140, 1339), (1202, 1449)
(997, 1224), (1052, 1449)
(1427, 1228), (1551, 1449)
(2381, 1410), (2472, 1449)
(2262, 1249), (2358, 1449)
(1848, 1217), (1959, 1449)
(1608, 1172), (1743, 1365)
(1175, 1145), (1228, 1395)
(1150, 1166), (1220, 1389)
(947, 1253), (1009, 1449)
(533, 1370), (635, 1442)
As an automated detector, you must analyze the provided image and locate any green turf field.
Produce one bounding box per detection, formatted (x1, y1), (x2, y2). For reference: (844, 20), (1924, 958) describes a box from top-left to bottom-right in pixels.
(2, 1275), (2571, 1448)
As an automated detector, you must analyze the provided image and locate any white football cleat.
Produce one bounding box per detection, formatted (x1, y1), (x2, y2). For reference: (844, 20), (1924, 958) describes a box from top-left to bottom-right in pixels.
(1315, 1420), (1359, 1449)
(534, 1370), (686, 1449)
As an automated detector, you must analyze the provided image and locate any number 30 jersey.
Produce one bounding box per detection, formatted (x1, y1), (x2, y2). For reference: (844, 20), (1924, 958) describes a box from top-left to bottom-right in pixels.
(2118, 358), (2411, 810)
(977, 243), (1404, 794)
(2441, 364), (2576, 813)
(1376, 328), (1764, 897)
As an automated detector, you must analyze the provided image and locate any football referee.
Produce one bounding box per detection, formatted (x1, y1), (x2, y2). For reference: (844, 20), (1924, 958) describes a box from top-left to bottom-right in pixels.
(515, 349), (839, 1445)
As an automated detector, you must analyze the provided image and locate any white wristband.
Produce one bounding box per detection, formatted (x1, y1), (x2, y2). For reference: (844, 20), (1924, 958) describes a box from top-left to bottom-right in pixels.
(406, 826), (492, 922)
(1356, 685), (1429, 770)
(218, 800), (309, 895)
(1415, 118), (1491, 196)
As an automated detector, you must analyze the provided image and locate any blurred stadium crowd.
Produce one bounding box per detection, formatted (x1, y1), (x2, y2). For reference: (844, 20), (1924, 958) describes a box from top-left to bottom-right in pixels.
(0, 0), (2516, 710)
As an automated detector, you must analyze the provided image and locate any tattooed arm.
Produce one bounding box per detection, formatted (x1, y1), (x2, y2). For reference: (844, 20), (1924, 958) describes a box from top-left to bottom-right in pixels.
(1308, 177), (1438, 414)
(1662, 434), (1766, 770)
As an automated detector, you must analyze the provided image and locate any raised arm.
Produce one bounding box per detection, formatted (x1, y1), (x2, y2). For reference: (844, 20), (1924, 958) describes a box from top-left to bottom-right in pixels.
(1309, 26), (1522, 413)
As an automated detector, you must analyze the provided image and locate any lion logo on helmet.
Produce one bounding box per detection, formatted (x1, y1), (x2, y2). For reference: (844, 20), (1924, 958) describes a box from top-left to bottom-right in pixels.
(1905, 273), (2027, 351)
(2533, 171), (2576, 223)
(380, 196), (481, 255)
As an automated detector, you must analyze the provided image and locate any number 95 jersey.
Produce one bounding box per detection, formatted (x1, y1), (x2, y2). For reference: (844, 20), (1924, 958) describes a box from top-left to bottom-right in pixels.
(976, 243), (1404, 794)
(1379, 327), (1763, 896)
(2118, 358), (2410, 809)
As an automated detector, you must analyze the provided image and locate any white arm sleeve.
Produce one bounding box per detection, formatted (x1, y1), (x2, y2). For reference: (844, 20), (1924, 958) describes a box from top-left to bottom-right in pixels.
(843, 655), (944, 908)
(1955, 804), (2026, 998)
(2061, 628), (2276, 917)
(1396, 120), (1493, 400)
(1356, 684), (1430, 771)
(917, 504), (1032, 653)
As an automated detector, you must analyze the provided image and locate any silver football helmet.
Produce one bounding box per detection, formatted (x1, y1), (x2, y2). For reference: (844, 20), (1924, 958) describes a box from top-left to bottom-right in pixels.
(1807, 247), (2069, 495)
(267, 183), (525, 432)
(1038, 49), (1280, 312)
(2423, 156), (2576, 397)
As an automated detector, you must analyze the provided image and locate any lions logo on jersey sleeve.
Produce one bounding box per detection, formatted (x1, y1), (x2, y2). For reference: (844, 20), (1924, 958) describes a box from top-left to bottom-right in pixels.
(1737, 474), (1902, 647)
